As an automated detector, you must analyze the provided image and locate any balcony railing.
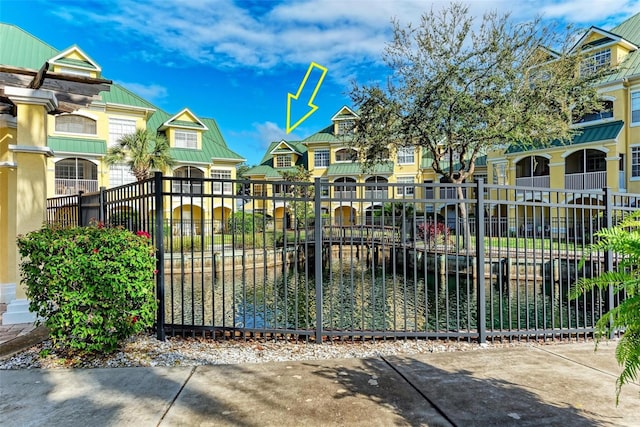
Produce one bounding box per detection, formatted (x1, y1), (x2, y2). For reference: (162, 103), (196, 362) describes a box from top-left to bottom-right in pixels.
(333, 190), (357, 199)
(172, 182), (203, 195)
(364, 189), (387, 199)
(439, 187), (466, 199)
(516, 176), (550, 188)
(55, 178), (98, 195)
(565, 171), (607, 190)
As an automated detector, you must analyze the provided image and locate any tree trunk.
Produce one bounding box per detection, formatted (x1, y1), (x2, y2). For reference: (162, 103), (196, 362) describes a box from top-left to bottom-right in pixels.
(457, 185), (472, 251)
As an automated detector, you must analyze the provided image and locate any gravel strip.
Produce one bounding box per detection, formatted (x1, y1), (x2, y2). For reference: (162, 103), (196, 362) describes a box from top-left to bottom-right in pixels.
(0, 333), (587, 370)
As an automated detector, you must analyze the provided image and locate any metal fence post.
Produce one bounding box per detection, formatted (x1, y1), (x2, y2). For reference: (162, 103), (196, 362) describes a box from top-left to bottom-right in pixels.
(314, 177), (323, 343)
(604, 186), (615, 339)
(98, 187), (106, 224)
(154, 172), (166, 341)
(475, 179), (487, 343)
(77, 191), (84, 226)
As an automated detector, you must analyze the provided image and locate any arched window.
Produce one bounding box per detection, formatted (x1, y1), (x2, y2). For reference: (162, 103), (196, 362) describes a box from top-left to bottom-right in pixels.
(333, 177), (357, 198)
(55, 158), (98, 194)
(173, 166), (204, 194)
(55, 115), (97, 135)
(335, 148), (357, 162)
(365, 176), (388, 199)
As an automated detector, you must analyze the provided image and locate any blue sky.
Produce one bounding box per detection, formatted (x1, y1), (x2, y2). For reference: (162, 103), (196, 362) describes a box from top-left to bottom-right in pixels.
(2, 0), (640, 166)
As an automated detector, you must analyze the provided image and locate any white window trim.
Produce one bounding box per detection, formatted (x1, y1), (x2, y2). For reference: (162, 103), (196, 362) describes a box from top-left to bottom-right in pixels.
(314, 149), (330, 168)
(54, 114), (98, 137)
(396, 176), (415, 196)
(630, 145), (640, 180)
(108, 118), (137, 148)
(631, 92), (640, 127)
(275, 154), (292, 168)
(397, 147), (415, 165)
(175, 130), (198, 149)
(211, 168), (234, 194)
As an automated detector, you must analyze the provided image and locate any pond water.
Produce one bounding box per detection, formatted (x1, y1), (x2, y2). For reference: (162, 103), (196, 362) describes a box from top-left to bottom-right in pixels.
(162, 257), (604, 337)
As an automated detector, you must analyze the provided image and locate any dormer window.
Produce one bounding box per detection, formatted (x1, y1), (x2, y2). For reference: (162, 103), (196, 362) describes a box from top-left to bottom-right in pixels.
(55, 114), (97, 135)
(580, 48), (611, 76)
(175, 130), (197, 149)
(275, 154), (292, 168)
(337, 120), (355, 135)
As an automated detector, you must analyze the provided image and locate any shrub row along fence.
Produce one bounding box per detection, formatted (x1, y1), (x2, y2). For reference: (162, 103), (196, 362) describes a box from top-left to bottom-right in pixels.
(46, 173), (639, 343)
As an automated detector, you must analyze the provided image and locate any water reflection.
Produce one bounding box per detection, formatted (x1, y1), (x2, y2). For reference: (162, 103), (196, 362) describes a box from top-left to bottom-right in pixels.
(163, 258), (604, 336)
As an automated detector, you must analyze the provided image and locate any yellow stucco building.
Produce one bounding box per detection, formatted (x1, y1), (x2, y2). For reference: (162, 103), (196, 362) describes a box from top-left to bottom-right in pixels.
(244, 105), (487, 226)
(0, 24), (244, 324)
(487, 14), (640, 217)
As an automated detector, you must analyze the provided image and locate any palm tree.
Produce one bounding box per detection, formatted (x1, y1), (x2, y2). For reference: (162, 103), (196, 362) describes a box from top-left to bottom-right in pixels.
(105, 129), (175, 181)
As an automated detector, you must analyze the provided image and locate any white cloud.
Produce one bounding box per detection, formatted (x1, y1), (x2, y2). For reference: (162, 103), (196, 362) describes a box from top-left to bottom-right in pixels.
(254, 121), (299, 148)
(53, 0), (640, 81)
(116, 81), (168, 101)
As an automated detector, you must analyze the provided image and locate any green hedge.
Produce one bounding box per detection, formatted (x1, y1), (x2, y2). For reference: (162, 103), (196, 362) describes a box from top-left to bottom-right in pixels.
(17, 224), (157, 354)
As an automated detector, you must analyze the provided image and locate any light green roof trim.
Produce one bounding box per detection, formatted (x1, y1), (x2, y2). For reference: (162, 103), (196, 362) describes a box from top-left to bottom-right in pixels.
(0, 23), (58, 70)
(326, 161), (393, 176)
(48, 136), (106, 155)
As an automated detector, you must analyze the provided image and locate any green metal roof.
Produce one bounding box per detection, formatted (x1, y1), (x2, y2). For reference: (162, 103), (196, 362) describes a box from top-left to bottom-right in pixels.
(303, 125), (343, 143)
(0, 23), (58, 70)
(0, 23), (243, 164)
(326, 161), (394, 176)
(611, 12), (640, 45)
(99, 84), (157, 110)
(506, 120), (624, 154)
(243, 165), (289, 179)
(48, 136), (107, 155)
(258, 140), (307, 165)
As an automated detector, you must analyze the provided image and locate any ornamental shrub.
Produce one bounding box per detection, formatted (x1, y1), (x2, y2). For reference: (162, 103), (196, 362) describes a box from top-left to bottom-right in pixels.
(227, 212), (265, 234)
(17, 224), (157, 354)
(417, 221), (451, 247)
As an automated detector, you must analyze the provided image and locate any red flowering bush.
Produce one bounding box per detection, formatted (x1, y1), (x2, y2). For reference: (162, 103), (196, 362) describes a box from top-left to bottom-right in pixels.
(417, 221), (451, 247)
(17, 224), (157, 354)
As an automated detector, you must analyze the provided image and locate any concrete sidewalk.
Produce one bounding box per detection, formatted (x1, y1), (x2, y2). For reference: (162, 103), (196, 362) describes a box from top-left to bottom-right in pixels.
(1, 342), (638, 426)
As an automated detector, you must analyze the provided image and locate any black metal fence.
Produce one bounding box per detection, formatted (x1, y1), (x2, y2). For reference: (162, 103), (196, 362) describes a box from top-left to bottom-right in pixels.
(46, 173), (638, 343)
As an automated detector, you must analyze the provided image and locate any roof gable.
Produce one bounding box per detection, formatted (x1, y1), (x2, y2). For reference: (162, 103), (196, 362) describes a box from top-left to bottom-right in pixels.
(49, 46), (102, 75)
(331, 105), (358, 121)
(570, 26), (637, 53)
(269, 139), (301, 155)
(161, 108), (207, 131)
